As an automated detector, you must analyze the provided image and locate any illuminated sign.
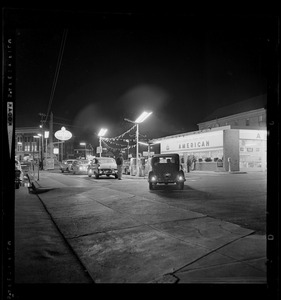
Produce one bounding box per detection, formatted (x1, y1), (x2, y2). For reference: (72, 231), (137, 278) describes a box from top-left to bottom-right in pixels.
(54, 127), (72, 141)
(161, 131), (223, 153)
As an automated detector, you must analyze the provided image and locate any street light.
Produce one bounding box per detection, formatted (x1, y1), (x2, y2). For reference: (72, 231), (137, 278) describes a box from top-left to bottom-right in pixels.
(98, 128), (107, 157)
(80, 142), (86, 158)
(124, 111), (152, 176)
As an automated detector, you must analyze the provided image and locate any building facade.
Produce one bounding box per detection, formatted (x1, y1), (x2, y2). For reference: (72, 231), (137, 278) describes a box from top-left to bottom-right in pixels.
(197, 94), (267, 131)
(15, 127), (74, 162)
(150, 127), (266, 172)
(198, 108), (266, 131)
(150, 95), (267, 172)
(15, 127), (45, 162)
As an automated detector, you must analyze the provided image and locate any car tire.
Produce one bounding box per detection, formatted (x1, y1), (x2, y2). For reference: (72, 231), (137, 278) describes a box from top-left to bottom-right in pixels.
(177, 182), (184, 190)
(115, 174), (118, 179)
(149, 182), (154, 190)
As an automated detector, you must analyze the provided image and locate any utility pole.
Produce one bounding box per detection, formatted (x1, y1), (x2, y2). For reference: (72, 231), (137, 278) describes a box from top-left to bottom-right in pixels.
(49, 112), (53, 159)
(38, 113), (45, 169)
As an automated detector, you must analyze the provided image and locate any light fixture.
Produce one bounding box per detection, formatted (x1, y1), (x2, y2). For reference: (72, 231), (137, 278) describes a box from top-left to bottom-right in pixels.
(138, 141), (149, 146)
(135, 111), (152, 123)
(98, 128), (108, 137)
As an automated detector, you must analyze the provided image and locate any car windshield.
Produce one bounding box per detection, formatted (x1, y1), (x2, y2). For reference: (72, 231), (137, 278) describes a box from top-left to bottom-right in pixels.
(154, 157), (176, 164)
(97, 158), (115, 164)
(79, 160), (89, 165)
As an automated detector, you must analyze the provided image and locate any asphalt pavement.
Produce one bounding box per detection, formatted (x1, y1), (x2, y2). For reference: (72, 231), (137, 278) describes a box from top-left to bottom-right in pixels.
(14, 168), (271, 297)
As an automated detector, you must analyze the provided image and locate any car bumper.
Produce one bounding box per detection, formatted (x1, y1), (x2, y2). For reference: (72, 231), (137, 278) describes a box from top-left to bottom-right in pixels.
(148, 176), (185, 184)
(98, 169), (118, 176)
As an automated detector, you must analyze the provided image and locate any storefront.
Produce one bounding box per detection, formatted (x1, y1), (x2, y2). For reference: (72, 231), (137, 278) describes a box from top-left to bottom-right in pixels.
(239, 130), (267, 171)
(150, 126), (266, 172)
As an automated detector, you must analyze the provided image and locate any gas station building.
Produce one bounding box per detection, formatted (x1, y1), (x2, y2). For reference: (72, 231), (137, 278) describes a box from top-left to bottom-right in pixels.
(150, 95), (267, 172)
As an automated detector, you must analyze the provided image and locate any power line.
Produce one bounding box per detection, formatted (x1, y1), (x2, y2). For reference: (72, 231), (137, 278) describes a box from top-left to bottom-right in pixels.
(44, 29), (68, 124)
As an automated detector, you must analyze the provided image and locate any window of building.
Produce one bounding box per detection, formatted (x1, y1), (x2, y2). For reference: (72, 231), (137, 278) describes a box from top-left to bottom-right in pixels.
(31, 142), (37, 151)
(259, 115), (263, 122)
(246, 119), (250, 126)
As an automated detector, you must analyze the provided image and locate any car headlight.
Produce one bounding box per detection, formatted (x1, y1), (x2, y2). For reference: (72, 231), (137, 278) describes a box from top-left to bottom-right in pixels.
(151, 176), (157, 181)
(178, 175), (184, 181)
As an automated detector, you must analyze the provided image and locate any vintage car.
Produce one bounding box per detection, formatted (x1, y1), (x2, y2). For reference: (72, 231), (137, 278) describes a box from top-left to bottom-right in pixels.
(60, 159), (77, 173)
(148, 153), (186, 190)
(71, 159), (90, 175)
(87, 157), (118, 179)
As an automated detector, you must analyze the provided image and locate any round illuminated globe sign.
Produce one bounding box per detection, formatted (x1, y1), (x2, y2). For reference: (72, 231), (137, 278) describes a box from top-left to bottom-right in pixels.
(54, 127), (72, 141)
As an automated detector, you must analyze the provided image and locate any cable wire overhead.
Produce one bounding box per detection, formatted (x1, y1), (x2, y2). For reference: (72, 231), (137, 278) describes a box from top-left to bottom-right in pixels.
(44, 29), (68, 124)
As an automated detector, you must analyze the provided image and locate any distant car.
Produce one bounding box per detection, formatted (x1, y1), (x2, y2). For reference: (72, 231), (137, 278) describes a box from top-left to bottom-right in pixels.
(148, 153), (186, 190)
(60, 159), (77, 173)
(87, 157), (118, 179)
(71, 159), (90, 175)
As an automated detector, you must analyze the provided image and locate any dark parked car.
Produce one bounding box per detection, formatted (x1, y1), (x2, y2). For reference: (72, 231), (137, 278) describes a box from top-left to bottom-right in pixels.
(87, 157), (118, 179)
(148, 153), (186, 190)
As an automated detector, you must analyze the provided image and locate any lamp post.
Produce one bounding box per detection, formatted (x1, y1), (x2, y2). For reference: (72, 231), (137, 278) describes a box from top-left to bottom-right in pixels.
(124, 111), (152, 176)
(33, 135), (41, 179)
(37, 133), (43, 170)
(44, 131), (49, 161)
(80, 142), (86, 159)
(98, 128), (107, 157)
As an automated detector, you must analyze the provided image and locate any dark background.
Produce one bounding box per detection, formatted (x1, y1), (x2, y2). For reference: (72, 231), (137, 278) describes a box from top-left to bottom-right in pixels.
(12, 11), (275, 143)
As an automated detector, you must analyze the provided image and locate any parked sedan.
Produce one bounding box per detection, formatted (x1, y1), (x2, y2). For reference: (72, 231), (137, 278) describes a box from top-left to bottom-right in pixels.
(71, 159), (90, 175)
(87, 157), (118, 179)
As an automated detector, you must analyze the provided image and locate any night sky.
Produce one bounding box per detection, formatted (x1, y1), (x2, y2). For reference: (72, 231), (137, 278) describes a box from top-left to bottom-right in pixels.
(13, 11), (275, 145)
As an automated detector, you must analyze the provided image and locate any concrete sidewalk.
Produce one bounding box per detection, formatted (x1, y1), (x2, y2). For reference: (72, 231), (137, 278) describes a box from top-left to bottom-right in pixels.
(15, 185), (93, 284)
(15, 171), (267, 286)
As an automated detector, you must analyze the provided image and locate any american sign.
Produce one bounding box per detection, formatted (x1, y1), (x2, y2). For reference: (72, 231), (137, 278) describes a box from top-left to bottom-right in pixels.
(161, 130), (224, 153)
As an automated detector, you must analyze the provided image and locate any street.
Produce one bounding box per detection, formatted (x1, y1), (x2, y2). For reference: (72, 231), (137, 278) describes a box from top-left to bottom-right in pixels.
(44, 170), (267, 234)
(15, 169), (267, 285)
